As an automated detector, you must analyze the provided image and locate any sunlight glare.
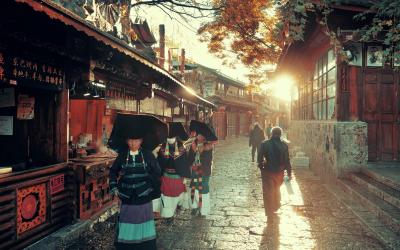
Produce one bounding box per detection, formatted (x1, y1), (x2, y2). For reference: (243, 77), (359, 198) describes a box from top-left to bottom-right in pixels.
(278, 175), (317, 249)
(270, 75), (295, 101)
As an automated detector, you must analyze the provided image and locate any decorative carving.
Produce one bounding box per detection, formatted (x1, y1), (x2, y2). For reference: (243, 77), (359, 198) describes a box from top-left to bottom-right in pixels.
(17, 183), (47, 236)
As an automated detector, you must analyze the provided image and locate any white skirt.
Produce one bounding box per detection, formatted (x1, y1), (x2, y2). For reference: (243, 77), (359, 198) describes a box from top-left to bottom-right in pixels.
(152, 198), (161, 213)
(160, 193), (184, 218)
(180, 178), (192, 210)
(190, 190), (211, 216)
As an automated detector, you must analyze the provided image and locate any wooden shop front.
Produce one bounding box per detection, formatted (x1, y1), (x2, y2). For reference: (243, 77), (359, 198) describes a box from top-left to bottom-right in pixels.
(0, 1), (76, 248)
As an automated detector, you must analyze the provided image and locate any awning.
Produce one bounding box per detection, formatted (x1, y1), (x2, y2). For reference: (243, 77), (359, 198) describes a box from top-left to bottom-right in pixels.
(15, 0), (215, 108)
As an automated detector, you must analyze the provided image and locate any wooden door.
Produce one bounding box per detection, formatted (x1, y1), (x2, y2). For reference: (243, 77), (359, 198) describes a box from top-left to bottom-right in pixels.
(212, 111), (227, 140)
(227, 112), (236, 137)
(363, 69), (399, 161)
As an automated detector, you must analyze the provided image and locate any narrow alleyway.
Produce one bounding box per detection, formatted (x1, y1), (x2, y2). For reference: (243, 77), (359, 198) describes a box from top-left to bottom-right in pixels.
(68, 137), (384, 250)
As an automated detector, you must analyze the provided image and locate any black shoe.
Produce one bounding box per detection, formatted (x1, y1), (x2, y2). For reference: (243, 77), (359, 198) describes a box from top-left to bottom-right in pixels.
(191, 208), (199, 215)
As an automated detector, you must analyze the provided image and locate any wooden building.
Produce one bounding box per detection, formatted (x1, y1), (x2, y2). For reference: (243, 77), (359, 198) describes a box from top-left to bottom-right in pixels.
(0, 0), (214, 248)
(278, 1), (399, 179)
(181, 64), (256, 139)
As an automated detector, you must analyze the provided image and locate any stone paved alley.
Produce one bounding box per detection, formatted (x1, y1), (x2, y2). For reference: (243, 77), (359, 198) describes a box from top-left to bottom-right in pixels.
(68, 138), (385, 250)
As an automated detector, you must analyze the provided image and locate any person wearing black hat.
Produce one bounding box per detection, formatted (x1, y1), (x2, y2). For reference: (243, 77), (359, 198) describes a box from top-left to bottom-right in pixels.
(109, 133), (161, 250)
(153, 122), (191, 219)
(187, 120), (218, 216)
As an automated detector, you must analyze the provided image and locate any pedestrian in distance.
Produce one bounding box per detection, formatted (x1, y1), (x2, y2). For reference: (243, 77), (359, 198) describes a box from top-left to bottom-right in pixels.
(249, 122), (265, 162)
(257, 126), (292, 217)
(266, 123), (272, 139)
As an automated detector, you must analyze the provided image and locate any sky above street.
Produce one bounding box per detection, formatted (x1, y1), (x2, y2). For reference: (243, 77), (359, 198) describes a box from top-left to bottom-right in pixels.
(134, 6), (253, 83)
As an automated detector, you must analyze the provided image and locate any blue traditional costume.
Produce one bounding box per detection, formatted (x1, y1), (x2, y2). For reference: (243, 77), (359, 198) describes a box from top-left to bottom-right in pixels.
(110, 148), (161, 249)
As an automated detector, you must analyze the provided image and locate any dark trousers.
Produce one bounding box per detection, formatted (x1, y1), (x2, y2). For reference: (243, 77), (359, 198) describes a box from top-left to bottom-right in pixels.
(260, 170), (284, 215)
(251, 145), (260, 162)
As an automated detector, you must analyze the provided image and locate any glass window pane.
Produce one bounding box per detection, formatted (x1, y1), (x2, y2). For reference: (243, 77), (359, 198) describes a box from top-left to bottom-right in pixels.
(322, 55), (327, 74)
(313, 103), (318, 119)
(318, 58), (323, 76)
(327, 84), (336, 98)
(320, 101), (325, 120)
(313, 91), (318, 103)
(328, 49), (336, 70)
(322, 87), (327, 100)
(313, 79), (318, 91)
(318, 77), (322, 89)
(314, 65), (318, 80)
(327, 68), (336, 85)
(328, 98), (335, 119)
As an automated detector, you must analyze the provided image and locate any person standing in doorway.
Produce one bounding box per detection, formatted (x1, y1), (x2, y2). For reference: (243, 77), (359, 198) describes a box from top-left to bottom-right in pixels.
(249, 122), (265, 162)
(257, 126), (292, 217)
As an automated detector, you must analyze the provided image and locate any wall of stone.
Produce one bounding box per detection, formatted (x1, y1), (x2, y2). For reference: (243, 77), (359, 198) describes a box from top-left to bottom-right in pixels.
(288, 120), (367, 180)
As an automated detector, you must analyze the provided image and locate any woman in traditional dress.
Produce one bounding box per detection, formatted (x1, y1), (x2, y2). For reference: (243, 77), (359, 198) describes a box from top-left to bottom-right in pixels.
(110, 135), (161, 250)
(155, 122), (190, 218)
(188, 132), (216, 216)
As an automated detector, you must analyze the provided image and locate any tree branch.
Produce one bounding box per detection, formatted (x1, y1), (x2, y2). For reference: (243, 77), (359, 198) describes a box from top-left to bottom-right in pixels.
(131, 0), (224, 11)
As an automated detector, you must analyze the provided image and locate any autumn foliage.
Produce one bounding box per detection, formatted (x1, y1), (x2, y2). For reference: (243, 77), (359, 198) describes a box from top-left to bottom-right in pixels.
(198, 0), (282, 67)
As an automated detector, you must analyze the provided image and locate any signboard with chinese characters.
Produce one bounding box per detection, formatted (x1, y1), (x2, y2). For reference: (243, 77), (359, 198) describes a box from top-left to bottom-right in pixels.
(0, 51), (65, 91)
(17, 95), (35, 120)
(11, 56), (65, 90)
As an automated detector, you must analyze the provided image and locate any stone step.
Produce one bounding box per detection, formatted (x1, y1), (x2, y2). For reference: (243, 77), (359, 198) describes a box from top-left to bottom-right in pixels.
(338, 178), (400, 235)
(326, 183), (400, 249)
(350, 173), (400, 210)
(361, 168), (400, 192)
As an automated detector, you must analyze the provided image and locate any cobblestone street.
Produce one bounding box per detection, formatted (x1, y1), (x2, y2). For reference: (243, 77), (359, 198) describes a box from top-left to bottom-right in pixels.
(69, 137), (385, 250)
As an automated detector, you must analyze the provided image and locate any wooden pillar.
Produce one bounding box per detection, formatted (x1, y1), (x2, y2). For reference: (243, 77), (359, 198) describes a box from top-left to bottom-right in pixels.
(55, 88), (68, 162)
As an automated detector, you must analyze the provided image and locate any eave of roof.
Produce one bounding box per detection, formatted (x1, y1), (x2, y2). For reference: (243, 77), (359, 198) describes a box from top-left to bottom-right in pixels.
(15, 0), (215, 108)
(196, 64), (246, 88)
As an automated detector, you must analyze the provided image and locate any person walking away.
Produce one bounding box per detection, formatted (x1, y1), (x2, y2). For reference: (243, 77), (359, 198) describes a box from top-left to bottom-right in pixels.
(257, 126), (292, 217)
(110, 135), (161, 250)
(249, 123), (265, 162)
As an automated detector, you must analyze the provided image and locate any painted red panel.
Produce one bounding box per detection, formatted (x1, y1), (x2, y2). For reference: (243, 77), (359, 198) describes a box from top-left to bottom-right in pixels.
(69, 100), (105, 144)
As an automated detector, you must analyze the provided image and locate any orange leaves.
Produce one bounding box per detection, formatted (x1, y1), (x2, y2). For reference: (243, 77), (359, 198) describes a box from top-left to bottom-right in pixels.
(198, 0), (283, 67)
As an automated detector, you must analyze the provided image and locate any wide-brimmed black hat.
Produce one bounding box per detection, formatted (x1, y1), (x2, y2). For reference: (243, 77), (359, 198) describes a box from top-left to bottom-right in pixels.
(189, 120), (218, 141)
(108, 113), (168, 152)
(168, 122), (189, 140)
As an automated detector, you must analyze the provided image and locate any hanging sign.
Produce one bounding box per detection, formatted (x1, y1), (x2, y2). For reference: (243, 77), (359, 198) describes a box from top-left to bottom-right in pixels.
(0, 51), (65, 91)
(0, 116), (13, 135)
(17, 95), (35, 120)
